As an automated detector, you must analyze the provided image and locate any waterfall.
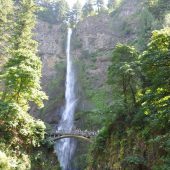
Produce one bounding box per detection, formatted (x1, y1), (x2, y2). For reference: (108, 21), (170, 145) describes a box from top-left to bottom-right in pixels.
(55, 28), (77, 170)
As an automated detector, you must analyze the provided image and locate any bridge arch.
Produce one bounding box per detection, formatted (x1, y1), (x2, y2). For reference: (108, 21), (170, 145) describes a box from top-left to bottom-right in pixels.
(52, 134), (92, 143)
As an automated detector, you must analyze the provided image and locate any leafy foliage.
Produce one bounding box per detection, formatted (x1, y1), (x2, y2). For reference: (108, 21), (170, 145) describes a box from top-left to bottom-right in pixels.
(0, 0), (13, 66)
(96, 0), (105, 13)
(0, 0), (51, 169)
(2, 49), (47, 108)
(140, 28), (170, 129)
(67, 0), (82, 27)
(108, 44), (141, 114)
(0, 100), (46, 148)
(37, 0), (69, 24)
(147, 0), (170, 20)
(136, 8), (155, 50)
(82, 0), (95, 17)
(0, 151), (11, 170)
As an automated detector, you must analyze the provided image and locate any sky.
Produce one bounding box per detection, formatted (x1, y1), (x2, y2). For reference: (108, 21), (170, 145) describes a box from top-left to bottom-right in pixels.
(66, 0), (108, 8)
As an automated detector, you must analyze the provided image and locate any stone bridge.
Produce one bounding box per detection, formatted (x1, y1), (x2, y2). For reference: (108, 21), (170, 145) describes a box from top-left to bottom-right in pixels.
(49, 129), (98, 142)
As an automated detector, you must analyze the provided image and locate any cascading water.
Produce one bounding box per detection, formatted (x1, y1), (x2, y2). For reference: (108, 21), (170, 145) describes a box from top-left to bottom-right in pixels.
(55, 28), (77, 170)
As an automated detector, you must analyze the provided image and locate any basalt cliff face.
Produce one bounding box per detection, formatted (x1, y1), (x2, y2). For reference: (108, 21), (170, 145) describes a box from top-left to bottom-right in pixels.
(35, 21), (65, 83)
(34, 0), (145, 125)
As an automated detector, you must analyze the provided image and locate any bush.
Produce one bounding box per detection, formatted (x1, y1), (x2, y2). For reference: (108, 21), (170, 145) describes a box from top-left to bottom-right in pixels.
(0, 151), (11, 170)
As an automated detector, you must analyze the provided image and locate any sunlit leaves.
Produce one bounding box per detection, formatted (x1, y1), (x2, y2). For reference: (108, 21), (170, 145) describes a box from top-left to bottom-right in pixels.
(2, 0), (48, 108)
(140, 28), (170, 132)
(2, 49), (47, 108)
(0, 151), (11, 170)
(0, 100), (46, 147)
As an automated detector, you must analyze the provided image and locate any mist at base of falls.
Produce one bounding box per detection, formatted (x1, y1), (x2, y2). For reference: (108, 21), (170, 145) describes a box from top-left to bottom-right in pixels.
(54, 28), (77, 170)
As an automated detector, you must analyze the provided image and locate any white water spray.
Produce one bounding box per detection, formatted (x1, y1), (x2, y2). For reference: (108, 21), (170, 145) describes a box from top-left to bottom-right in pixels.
(55, 28), (77, 170)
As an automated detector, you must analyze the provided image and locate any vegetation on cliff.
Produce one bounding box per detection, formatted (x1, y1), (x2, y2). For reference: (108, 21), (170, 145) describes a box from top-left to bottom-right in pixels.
(88, 27), (170, 170)
(86, 1), (170, 168)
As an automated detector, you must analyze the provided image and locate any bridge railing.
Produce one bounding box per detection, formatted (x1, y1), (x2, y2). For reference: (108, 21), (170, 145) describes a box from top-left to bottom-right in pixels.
(50, 129), (99, 138)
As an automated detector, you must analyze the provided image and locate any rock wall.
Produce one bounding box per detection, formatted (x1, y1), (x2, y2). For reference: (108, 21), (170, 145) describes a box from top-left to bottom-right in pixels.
(32, 21), (67, 123)
(35, 20), (66, 86)
(34, 0), (146, 126)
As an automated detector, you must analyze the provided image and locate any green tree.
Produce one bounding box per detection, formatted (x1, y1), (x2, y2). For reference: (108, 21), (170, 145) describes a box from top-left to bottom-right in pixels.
(108, 44), (140, 114)
(147, 0), (170, 20)
(0, 0), (13, 67)
(82, 0), (95, 17)
(68, 0), (82, 26)
(56, 0), (69, 21)
(37, 0), (69, 24)
(136, 8), (155, 50)
(96, 0), (105, 13)
(2, 0), (47, 108)
(0, 0), (13, 42)
(0, 0), (48, 169)
(107, 0), (115, 10)
(141, 28), (170, 128)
